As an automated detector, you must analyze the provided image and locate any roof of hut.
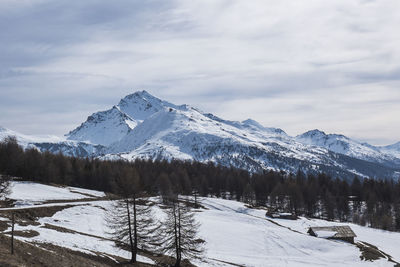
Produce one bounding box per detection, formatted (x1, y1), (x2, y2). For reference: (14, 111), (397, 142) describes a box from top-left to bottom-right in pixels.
(308, 226), (356, 238)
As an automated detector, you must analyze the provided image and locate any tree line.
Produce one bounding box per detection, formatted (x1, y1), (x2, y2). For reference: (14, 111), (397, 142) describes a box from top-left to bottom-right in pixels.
(1, 136), (400, 232)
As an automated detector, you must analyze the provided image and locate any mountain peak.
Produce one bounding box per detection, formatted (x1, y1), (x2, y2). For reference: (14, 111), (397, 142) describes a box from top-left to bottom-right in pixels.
(298, 129), (326, 138)
(66, 105), (134, 146)
(126, 90), (157, 100)
(242, 119), (264, 128)
(117, 90), (179, 121)
(119, 90), (161, 106)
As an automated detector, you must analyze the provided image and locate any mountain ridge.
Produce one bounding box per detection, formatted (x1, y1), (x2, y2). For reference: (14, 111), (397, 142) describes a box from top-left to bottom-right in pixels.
(1, 90), (399, 180)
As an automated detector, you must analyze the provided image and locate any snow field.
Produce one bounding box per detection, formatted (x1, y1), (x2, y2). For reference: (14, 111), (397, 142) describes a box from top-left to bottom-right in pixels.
(270, 216), (400, 263)
(8, 181), (97, 206)
(195, 197), (396, 267)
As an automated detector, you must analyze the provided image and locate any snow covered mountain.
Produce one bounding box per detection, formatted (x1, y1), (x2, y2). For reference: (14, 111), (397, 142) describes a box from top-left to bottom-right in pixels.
(296, 130), (400, 169)
(66, 91), (185, 146)
(0, 126), (104, 158)
(381, 142), (400, 159)
(1, 90), (400, 180)
(0, 126), (63, 147)
(66, 106), (134, 146)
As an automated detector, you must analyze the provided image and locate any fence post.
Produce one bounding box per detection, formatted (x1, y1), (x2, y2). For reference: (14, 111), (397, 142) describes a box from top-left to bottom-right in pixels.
(11, 212), (14, 255)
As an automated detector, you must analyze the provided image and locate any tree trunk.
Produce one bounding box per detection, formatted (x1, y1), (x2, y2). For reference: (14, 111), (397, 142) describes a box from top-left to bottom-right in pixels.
(174, 257), (181, 267)
(173, 201), (180, 267)
(177, 202), (182, 266)
(126, 199), (136, 263)
(133, 196), (138, 263)
(11, 212), (14, 255)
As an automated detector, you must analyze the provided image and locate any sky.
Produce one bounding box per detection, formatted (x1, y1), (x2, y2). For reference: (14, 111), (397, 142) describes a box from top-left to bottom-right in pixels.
(0, 0), (399, 145)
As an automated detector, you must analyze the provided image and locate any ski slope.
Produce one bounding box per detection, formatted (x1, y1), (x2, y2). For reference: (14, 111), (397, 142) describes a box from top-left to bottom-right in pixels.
(1, 182), (399, 266)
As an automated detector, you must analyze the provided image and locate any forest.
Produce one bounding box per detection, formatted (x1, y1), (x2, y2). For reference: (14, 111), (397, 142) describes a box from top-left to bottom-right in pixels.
(1, 136), (400, 232)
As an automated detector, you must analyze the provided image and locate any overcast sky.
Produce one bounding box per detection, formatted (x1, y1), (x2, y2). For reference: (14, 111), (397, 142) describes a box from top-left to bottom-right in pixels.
(0, 0), (399, 145)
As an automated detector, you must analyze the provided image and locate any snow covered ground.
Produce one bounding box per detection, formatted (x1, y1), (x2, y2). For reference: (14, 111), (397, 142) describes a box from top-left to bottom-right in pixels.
(1, 182), (399, 266)
(7, 181), (104, 206)
(269, 215), (400, 263)
(2, 183), (155, 265)
(195, 198), (397, 267)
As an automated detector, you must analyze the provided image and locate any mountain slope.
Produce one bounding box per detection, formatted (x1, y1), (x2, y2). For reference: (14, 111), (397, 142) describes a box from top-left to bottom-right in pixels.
(381, 142), (400, 159)
(117, 90), (183, 120)
(66, 106), (135, 146)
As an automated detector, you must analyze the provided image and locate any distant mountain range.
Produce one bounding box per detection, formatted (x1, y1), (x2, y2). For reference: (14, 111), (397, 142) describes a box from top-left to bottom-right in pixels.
(1, 90), (400, 180)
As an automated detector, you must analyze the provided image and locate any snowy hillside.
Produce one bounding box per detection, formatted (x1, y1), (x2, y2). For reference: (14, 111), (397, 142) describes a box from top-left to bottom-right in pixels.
(2, 90), (400, 179)
(1, 181), (399, 267)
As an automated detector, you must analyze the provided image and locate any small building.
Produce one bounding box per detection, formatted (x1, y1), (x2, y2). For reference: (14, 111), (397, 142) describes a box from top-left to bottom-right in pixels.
(265, 211), (297, 220)
(307, 226), (356, 243)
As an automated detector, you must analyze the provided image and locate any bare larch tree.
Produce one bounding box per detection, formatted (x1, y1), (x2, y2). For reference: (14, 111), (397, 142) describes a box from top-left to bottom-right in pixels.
(0, 174), (10, 200)
(161, 195), (205, 267)
(106, 166), (159, 263)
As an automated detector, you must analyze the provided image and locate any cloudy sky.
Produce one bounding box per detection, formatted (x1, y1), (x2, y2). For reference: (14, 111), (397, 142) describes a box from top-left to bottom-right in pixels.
(0, 0), (399, 145)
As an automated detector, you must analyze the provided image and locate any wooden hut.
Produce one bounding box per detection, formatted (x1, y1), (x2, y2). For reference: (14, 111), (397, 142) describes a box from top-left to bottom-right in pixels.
(307, 226), (356, 243)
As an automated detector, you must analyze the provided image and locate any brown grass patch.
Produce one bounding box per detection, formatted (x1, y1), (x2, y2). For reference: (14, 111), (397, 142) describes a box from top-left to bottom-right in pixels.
(3, 230), (39, 238)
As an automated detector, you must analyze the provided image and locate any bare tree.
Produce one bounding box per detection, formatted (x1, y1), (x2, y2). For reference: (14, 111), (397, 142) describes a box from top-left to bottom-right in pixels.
(243, 183), (255, 205)
(106, 166), (159, 263)
(161, 196), (205, 267)
(0, 174), (10, 199)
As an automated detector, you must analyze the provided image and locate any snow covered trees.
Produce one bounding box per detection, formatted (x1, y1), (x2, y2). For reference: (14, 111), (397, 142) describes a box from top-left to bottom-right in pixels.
(160, 196), (204, 267)
(107, 167), (159, 263)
